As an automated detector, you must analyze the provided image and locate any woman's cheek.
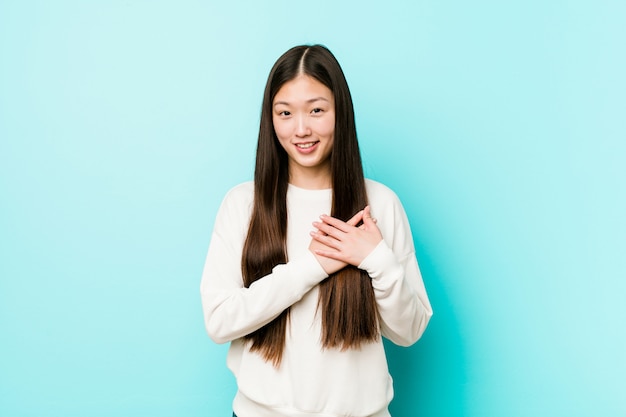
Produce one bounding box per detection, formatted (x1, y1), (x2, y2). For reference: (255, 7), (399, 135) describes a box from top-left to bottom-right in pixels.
(273, 120), (291, 141)
(320, 117), (335, 136)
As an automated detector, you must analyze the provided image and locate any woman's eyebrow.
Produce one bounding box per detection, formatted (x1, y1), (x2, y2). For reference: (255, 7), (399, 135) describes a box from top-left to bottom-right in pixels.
(306, 97), (330, 103)
(273, 97), (330, 107)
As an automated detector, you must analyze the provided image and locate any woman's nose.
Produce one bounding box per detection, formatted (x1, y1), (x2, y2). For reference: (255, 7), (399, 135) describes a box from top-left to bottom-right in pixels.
(295, 115), (311, 137)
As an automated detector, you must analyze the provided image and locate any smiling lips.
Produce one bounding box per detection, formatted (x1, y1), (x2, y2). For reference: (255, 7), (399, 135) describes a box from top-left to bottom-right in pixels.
(295, 141), (320, 153)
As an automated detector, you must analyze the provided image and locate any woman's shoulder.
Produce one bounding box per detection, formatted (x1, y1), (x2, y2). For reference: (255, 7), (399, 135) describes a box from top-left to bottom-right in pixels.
(364, 179), (412, 246)
(227, 180), (254, 193)
(217, 181), (254, 213)
(365, 178), (401, 203)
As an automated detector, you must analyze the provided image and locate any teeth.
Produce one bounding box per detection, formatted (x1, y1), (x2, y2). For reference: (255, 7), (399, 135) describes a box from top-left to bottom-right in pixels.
(297, 142), (316, 149)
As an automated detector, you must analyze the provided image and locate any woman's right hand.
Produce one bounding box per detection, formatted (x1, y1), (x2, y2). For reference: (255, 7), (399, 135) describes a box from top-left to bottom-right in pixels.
(309, 209), (365, 275)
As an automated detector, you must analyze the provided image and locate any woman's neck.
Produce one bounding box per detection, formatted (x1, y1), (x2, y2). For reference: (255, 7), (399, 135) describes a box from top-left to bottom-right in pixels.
(288, 166), (332, 190)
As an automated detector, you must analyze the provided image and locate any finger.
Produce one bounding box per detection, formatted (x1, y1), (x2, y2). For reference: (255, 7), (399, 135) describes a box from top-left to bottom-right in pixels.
(312, 221), (345, 240)
(363, 205), (372, 219)
(346, 210), (364, 226)
(310, 230), (342, 249)
(363, 206), (377, 225)
(319, 214), (355, 233)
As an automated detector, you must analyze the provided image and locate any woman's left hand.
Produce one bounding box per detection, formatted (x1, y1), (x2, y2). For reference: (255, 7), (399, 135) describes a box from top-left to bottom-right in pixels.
(310, 205), (383, 267)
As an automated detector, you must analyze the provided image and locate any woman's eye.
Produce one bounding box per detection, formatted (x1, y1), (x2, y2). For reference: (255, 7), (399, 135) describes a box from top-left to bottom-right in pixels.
(279, 110), (291, 116)
(312, 108), (323, 114)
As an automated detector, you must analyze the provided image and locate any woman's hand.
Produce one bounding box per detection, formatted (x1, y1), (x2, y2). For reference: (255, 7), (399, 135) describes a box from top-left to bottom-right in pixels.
(309, 209), (365, 275)
(310, 206), (382, 271)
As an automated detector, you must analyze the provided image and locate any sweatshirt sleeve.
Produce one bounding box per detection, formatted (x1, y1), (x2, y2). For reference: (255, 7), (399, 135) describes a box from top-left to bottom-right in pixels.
(359, 185), (433, 346)
(200, 185), (328, 344)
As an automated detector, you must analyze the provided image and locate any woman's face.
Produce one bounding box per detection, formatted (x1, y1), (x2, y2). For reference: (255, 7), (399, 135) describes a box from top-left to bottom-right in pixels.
(272, 74), (335, 186)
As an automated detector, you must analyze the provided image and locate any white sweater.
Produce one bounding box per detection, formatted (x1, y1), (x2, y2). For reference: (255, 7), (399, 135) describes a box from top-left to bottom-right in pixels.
(200, 179), (432, 417)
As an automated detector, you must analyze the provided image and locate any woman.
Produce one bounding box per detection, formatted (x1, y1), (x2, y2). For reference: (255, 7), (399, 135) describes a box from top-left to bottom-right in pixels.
(200, 44), (432, 417)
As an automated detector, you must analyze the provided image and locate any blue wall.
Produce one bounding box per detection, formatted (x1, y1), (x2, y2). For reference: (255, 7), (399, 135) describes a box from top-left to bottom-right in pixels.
(1, 1), (624, 416)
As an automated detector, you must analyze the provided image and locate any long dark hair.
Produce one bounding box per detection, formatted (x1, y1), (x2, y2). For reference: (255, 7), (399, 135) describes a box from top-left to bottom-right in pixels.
(241, 45), (378, 366)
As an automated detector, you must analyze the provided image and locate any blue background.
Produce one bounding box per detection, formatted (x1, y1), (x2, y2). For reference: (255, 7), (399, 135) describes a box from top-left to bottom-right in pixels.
(1, 1), (624, 416)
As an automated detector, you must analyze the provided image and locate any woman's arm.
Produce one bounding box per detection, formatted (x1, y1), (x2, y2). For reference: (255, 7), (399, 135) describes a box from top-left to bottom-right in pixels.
(200, 185), (328, 344)
(359, 241), (432, 346)
(359, 192), (432, 346)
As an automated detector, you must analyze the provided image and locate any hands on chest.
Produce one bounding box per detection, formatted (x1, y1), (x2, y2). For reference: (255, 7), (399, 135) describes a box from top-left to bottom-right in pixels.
(308, 205), (382, 275)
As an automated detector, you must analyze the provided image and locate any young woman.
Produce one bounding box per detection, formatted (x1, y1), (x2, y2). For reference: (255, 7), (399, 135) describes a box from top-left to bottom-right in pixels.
(200, 45), (432, 417)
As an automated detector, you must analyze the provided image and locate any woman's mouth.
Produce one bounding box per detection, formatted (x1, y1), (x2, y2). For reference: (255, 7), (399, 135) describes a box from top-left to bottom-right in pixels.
(296, 141), (318, 149)
(295, 141), (320, 154)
